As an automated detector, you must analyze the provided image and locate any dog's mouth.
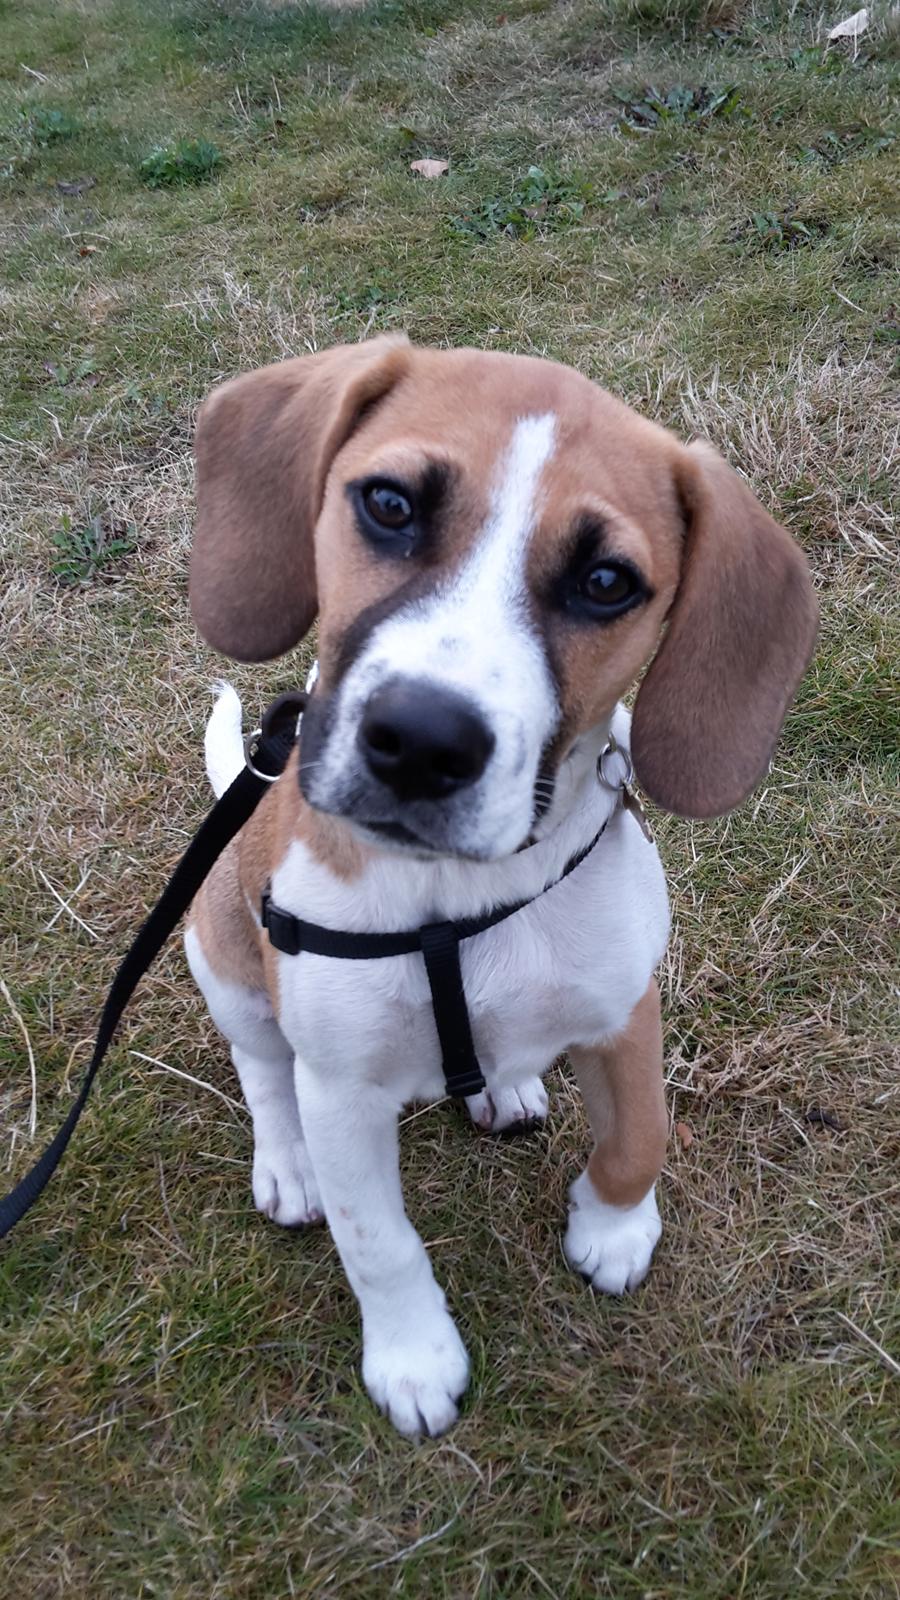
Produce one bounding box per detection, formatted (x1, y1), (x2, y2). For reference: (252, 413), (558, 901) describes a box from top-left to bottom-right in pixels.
(350, 814), (495, 862)
(301, 757), (555, 864)
(361, 818), (436, 852)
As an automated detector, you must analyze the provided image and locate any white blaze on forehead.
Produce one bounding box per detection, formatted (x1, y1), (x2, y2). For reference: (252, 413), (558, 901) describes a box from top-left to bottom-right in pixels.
(452, 411), (557, 603)
(309, 410), (562, 859)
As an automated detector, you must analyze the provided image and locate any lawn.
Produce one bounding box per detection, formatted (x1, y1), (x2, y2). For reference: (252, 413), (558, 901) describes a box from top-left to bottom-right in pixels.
(1, 0), (898, 1594)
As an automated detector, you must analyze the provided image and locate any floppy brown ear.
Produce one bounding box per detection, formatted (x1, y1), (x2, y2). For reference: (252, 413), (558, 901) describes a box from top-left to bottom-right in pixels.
(190, 335), (411, 661)
(631, 440), (818, 818)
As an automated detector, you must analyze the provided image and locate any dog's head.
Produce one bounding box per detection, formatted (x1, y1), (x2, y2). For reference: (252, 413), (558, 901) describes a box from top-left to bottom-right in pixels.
(190, 337), (817, 859)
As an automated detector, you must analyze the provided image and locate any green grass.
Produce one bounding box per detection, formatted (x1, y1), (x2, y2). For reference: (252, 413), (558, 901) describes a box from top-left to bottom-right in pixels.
(1, 0), (898, 1594)
(138, 135), (223, 188)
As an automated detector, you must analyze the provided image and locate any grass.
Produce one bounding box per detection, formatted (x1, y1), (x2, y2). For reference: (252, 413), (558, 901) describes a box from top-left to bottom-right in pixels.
(138, 136), (223, 189)
(0, 0), (898, 1593)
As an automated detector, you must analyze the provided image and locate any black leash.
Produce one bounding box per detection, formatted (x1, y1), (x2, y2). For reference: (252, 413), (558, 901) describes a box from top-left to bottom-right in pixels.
(0, 692), (306, 1240)
(261, 815), (611, 1100)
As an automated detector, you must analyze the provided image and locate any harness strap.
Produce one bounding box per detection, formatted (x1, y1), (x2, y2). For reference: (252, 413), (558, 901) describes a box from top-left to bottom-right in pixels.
(261, 812), (612, 1100)
(0, 692), (306, 1240)
(420, 923), (485, 1097)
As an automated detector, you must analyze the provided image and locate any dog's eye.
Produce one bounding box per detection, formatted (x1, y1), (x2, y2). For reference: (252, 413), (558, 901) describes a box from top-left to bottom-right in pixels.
(362, 483), (414, 532)
(578, 562), (642, 616)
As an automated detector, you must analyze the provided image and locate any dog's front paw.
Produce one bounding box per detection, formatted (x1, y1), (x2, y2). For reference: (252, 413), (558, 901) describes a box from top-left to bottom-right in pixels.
(252, 1142), (323, 1228)
(465, 1076), (549, 1134)
(363, 1308), (469, 1438)
(564, 1172), (661, 1295)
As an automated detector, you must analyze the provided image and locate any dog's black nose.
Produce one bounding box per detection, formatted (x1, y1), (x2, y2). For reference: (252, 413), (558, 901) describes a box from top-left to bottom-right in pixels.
(359, 682), (495, 801)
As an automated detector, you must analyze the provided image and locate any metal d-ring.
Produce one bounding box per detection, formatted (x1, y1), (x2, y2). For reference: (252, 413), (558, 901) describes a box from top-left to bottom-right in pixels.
(597, 733), (634, 793)
(243, 729), (281, 783)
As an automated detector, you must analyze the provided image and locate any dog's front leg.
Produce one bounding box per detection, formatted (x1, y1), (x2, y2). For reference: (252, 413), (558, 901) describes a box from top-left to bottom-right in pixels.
(293, 1059), (469, 1437)
(564, 978), (667, 1294)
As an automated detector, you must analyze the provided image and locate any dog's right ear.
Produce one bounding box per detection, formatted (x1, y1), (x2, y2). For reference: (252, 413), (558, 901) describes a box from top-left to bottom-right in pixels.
(190, 335), (411, 661)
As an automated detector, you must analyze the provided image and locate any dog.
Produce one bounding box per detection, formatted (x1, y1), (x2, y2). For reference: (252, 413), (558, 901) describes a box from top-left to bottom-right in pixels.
(184, 336), (817, 1437)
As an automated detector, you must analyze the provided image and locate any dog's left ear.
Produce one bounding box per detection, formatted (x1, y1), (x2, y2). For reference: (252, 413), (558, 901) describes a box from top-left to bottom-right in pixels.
(631, 441), (818, 818)
(190, 335), (411, 662)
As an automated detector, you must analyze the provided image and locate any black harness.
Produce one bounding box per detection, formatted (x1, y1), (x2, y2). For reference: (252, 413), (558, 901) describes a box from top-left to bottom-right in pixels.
(260, 817), (611, 1100)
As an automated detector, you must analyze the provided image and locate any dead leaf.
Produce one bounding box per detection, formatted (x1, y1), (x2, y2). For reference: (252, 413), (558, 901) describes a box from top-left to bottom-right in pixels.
(56, 176), (96, 196)
(410, 158), (449, 179)
(827, 8), (868, 55)
(802, 1106), (844, 1132)
(828, 7), (868, 36)
(675, 1121), (695, 1150)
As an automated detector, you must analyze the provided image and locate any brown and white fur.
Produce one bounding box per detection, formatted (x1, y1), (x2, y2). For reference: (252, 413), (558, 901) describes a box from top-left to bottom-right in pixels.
(185, 337), (817, 1438)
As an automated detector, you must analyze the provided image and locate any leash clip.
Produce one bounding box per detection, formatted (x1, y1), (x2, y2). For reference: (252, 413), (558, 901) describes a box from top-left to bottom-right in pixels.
(243, 690), (307, 784)
(243, 729), (281, 783)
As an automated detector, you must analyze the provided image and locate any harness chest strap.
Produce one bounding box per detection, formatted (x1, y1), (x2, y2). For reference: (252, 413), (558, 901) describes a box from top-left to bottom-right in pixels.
(260, 815), (612, 1100)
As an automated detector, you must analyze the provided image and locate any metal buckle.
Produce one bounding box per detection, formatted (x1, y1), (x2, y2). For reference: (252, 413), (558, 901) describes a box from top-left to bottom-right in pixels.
(243, 729), (281, 783)
(597, 732), (634, 793)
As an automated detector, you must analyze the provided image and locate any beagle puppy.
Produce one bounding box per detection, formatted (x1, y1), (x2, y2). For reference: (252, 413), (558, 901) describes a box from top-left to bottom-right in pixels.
(185, 336), (817, 1437)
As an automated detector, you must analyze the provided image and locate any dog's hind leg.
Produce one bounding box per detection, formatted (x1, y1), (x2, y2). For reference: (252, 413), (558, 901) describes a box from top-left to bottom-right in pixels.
(184, 923), (323, 1227)
(563, 978), (666, 1294)
(464, 1077), (549, 1134)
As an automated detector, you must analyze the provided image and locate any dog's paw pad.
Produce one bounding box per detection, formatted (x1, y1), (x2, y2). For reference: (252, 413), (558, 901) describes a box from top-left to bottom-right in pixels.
(564, 1174), (661, 1296)
(465, 1077), (548, 1135)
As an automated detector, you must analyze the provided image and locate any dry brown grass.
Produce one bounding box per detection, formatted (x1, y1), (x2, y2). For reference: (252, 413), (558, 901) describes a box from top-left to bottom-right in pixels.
(1, 0), (898, 1593)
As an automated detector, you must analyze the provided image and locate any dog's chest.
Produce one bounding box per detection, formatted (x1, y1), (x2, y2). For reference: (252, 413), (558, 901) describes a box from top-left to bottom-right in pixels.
(272, 815), (669, 1100)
